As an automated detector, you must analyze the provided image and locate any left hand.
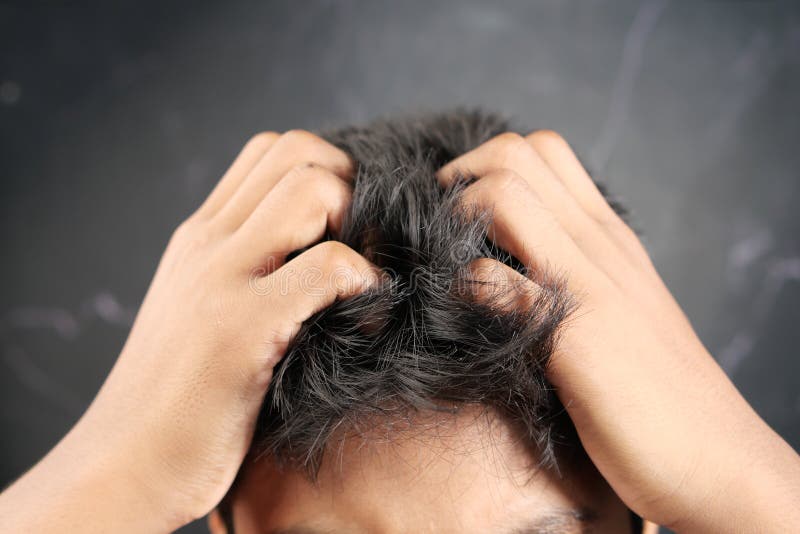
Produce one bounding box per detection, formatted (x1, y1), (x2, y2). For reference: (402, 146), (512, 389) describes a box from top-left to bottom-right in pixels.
(437, 130), (800, 532)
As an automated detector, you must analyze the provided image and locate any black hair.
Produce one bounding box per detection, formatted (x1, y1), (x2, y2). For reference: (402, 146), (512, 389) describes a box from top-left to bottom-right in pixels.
(255, 109), (580, 471)
(227, 109), (641, 532)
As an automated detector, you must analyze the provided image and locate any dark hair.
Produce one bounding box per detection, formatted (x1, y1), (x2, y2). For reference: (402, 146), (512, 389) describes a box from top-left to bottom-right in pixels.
(226, 109), (641, 532)
(254, 109), (587, 473)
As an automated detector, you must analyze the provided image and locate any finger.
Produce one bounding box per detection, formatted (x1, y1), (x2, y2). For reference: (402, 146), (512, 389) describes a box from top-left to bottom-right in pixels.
(440, 133), (631, 288)
(439, 132), (562, 192)
(526, 131), (691, 327)
(460, 169), (608, 296)
(525, 131), (613, 222)
(461, 257), (542, 312)
(228, 163), (352, 272)
(438, 133), (602, 248)
(195, 132), (280, 219)
(525, 130), (653, 269)
(252, 241), (383, 339)
(214, 130), (353, 231)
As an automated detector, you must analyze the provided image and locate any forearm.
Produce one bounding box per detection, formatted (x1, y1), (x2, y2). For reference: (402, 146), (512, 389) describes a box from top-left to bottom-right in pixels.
(670, 422), (800, 533)
(0, 423), (178, 534)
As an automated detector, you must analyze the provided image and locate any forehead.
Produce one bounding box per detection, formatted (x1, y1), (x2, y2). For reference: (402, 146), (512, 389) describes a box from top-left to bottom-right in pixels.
(230, 408), (631, 533)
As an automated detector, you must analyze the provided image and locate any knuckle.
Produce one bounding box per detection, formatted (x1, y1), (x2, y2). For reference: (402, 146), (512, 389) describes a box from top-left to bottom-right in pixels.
(528, 129), (567, 147)
(465, 170), (539, 211)
(169, 218), (215, 251)
(171, 218), (197, 241)
(315, 240), (352, 265)
(468, 257), (508, 283)
(597, 210), (622, 230)
(284, 164), (350, 201)
(494, 131), (526, 147)
(283, 162), (318, 184)
(284, 162), (324, 182)
(601, 216), (649, 257)
(279, 128), (319, 148)
(276, 130), (352, 176)
(246, 131), (279, 148)
(464, 179), (501, 207)
(617, 223), (646, 250)
(492, 131), (528, 157)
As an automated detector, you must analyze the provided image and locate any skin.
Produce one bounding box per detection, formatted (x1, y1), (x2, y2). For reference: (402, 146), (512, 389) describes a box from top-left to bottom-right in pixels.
(1, 128), (798, 533)
(219, 408), (633, 533)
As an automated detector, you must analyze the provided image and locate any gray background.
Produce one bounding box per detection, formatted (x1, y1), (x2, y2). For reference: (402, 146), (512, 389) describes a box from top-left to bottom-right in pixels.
(1, 1), (798, 532)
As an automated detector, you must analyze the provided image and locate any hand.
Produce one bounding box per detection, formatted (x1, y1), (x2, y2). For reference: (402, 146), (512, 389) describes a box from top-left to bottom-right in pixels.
(0, 130), (381, 533)
(438, 131), (800, 532)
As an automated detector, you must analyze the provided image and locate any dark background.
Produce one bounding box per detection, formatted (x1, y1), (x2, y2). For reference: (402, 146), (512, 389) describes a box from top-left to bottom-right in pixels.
(2, 1), (798, 532)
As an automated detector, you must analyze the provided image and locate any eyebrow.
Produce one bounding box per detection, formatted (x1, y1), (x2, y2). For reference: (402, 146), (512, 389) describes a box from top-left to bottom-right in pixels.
(267, 507), (599, 534)
(508, 506), (599, 534)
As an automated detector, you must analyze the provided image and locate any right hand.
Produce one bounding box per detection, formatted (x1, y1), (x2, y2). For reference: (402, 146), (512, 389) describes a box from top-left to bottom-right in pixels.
(0, 130), (381, 533)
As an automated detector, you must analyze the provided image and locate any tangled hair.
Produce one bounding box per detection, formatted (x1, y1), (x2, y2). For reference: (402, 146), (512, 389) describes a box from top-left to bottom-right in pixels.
(252, 109), (614, 477)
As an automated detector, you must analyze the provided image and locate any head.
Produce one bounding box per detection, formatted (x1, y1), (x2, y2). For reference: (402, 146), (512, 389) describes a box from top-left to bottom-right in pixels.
(211, 110), (641, 533)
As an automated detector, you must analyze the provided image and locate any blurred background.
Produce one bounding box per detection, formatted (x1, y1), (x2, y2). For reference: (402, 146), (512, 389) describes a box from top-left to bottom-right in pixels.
(1, 1), (798, 532)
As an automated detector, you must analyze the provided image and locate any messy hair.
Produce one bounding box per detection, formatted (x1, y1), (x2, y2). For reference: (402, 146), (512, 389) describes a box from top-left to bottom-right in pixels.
(250, 109), (607, 476)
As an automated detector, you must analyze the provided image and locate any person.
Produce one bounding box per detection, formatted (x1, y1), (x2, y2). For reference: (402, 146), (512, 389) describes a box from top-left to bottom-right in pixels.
(1, 111), (798, 534)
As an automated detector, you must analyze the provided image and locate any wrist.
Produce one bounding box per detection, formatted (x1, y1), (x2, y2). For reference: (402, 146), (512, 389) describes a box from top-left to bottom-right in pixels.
(11, 415), (187, 533)
(66, 407), (194, 532)
(667, 425), (800, 533)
